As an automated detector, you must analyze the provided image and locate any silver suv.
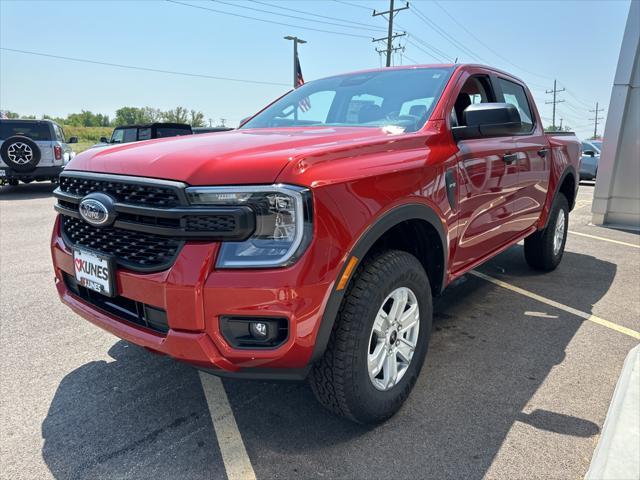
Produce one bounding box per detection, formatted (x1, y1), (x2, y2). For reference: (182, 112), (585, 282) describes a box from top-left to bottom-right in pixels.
(0, 119), (77, 186)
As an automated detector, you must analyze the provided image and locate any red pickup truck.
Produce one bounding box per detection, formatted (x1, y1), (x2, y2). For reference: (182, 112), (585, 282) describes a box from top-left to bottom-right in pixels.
(51, 64), (580, 424)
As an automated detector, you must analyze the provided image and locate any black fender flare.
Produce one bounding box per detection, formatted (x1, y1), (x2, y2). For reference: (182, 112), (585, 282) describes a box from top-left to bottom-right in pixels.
(309, 203), (447, 363)
(543, 165), (578, 230)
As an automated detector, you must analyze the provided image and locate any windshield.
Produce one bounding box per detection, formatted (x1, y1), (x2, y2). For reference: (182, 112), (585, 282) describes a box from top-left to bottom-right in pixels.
(242, 67), (454, 133)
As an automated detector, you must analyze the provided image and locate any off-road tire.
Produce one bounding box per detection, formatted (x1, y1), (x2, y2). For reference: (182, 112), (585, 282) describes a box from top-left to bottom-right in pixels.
(524, 193), (569, 271)
(0, 136), (41, 172)
(309, 250), (432, 424)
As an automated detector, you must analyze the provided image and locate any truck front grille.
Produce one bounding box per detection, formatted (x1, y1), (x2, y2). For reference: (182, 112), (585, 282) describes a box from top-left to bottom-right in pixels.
(59, 175), (183, 208)
(62, 216), (183, 271)
(54, 172), (256, 272)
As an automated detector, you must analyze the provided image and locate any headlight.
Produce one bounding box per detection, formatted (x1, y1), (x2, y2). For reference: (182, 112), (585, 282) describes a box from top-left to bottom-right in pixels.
(186, 185), (313, 268)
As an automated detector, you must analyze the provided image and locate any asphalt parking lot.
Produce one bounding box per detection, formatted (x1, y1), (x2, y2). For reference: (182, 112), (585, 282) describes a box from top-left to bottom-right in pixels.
(1, 181), (638, 480)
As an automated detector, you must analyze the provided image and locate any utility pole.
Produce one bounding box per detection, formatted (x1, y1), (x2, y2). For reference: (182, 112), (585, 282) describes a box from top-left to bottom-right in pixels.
(545, 79), (565, 130)
(559, 118), (563, 130)
(373, 0), (409, 67)
(219, 118), (227, 128)
(589, 102), (605, 139)
(284, 35), (306, 88)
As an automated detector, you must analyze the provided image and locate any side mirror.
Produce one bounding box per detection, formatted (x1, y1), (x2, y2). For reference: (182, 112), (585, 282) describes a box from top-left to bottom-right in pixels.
(584, 150), (596, 157)
(68, 136), (78, 144)
(452, 103), (522, 141)
(99, 136), (109, 143)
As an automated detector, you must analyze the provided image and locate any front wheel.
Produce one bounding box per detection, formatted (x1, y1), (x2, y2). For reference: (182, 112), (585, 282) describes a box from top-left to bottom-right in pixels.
(309, 250), (432, 424)
(524, 193), (569, 271)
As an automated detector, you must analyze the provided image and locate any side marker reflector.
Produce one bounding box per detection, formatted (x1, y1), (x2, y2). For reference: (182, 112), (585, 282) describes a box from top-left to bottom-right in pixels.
(336, 256), (359, 291)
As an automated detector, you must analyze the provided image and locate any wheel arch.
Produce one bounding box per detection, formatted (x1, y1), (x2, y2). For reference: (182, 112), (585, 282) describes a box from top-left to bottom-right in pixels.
(310, 203), (447, 363)
(542, 166), (577, 230)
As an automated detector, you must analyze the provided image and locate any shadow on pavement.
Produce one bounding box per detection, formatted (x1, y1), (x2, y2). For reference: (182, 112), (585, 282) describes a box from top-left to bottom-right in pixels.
(41, 247), (615, 480)
(0, 182), (56, 200)
(41, 342), (226, 480)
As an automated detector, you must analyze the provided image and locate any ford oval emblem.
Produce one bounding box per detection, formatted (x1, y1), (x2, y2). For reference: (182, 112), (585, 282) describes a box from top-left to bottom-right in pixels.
(79, 193), (115, 227)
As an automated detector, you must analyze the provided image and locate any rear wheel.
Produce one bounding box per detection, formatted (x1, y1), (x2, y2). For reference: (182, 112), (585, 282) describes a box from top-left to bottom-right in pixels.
(309, 250), (432, 424)
(524, 193), (569, 271)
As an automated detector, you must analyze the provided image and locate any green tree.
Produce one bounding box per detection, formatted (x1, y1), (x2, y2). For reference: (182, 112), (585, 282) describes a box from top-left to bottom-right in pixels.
(189, 109), (205, 127)
(114, 107), (152, 126)
(162, 106), (189, 124)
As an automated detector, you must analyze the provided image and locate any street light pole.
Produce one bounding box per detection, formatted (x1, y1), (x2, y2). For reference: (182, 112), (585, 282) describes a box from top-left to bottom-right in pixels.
(284, 36), (307, 88)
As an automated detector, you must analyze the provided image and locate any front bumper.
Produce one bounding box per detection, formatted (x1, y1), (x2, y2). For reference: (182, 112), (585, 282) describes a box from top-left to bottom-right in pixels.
(51, 216), (335, 378)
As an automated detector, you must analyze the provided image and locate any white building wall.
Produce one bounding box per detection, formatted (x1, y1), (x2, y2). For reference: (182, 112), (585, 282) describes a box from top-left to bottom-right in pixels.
(592, 1), (640, 228)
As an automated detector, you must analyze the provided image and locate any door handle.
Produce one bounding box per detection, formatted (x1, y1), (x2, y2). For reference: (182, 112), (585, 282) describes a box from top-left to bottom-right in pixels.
(537, 148), (548, 158)
(502, 153), (518, 163)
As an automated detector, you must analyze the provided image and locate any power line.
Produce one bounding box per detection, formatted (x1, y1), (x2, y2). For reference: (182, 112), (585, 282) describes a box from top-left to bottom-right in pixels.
(166, 0), (371, 39)
(372, 0), (409, 67)
(0, 47), (290, 87)
(406, 38), (445, 63)
(406, 35), (454, 63)
(410, 3), (486, 63)
(250, 0), (385, 31)
(333, 0), (373, 11)
(214, 0), (380, 32)
(431, 0), (553, 82)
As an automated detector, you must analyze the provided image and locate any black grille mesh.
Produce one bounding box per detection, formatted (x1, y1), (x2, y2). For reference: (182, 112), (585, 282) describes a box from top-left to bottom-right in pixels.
(59, 176), (181, 207)
(62, 216), (182, 270)
(185, 215), (237, 232)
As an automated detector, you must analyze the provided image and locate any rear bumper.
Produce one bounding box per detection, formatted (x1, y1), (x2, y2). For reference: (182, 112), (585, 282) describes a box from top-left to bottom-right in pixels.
(0, 166), (63, 179)
(50, 216), (336, 379)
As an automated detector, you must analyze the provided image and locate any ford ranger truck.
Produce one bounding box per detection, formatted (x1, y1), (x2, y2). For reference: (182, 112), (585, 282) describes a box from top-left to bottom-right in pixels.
(51, 65), (580, 424)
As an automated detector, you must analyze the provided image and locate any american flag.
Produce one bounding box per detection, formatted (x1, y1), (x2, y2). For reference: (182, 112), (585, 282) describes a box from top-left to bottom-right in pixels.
(295, 53), (311, 112)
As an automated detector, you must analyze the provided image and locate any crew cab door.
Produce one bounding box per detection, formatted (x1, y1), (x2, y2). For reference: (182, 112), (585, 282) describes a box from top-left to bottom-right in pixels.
(448, 73), (521, 272)
(495, 76), (551, 233)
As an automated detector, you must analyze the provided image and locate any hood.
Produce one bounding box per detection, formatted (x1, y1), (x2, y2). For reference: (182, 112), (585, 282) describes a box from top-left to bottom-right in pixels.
(64, 127), (411, 186)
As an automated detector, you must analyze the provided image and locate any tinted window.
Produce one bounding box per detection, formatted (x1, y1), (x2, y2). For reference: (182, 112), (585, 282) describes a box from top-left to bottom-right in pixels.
(123, 128), (138, 143)
(242, 67), (454, 133)
(498, 78), (534, 130)
(0, 121), (52, 141)
(138, 128), (152, 141)
(155, 127), (192, 138)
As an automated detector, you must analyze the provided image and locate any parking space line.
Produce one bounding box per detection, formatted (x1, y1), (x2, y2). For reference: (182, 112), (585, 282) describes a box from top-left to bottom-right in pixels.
(569, 230), (640, 249)
(199, 372), (257, 480)
(470, 271), (640, 340)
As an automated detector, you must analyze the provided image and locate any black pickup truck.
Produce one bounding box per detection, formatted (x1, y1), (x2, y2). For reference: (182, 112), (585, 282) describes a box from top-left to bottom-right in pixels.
(95, 123), (193, 147)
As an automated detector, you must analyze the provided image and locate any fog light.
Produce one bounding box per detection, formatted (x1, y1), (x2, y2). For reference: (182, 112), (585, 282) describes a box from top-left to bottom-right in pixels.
(250, 321), (268, 338)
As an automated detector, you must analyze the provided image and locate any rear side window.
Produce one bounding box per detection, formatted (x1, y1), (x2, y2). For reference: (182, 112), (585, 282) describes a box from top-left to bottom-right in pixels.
(0, 121), (52, 141)
(53, 124), (65, 142)
(155, 127), (192, 138)
(123, 128), (138, 143)
(497, 78), (534, 131)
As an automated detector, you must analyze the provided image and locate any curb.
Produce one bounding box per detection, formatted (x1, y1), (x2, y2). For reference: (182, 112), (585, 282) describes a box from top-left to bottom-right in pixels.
(586, 344), (640, 480)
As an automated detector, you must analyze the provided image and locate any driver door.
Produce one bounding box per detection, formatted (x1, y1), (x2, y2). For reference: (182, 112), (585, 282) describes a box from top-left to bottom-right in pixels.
(450, 73), (520, 273)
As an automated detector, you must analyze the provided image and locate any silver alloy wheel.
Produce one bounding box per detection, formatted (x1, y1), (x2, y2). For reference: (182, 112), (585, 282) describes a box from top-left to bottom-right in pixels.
(7, 142), (34, 165)
(367, 287), (420, 391)
(553, 208), (566, 256)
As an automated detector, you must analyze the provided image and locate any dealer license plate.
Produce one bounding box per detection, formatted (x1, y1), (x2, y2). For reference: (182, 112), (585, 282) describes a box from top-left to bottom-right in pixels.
(73, 248), (115, 297)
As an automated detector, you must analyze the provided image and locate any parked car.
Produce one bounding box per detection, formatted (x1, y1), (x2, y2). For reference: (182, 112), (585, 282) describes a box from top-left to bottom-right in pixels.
(51, 64), (581, 424)
(580, 140), (601, 180)
(93, 122), (193, 147)
(0, 119), (77, 186)
(192, 126), (234, 134)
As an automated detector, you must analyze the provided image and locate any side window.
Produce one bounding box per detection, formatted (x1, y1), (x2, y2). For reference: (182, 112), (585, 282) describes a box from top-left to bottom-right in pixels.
(138, 128), (152, 141)
(111, 129), (125, 144)
(497, 78), (534, 130)
(54, 125), (65, 142)
(451, 76), (493, 127)
(123, 128), (138, 143)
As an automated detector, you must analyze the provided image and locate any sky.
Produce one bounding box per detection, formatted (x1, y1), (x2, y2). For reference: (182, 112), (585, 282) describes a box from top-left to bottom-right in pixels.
(0, 0), (632, 139)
